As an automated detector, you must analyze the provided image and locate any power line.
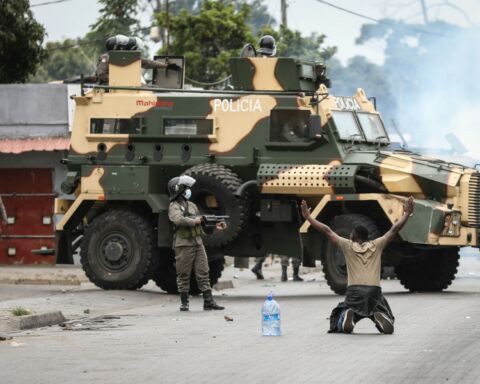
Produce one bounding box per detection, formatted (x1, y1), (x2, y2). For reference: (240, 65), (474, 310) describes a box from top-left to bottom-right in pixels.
(31, 0), (76, 7)
(314, 0), (453, 38)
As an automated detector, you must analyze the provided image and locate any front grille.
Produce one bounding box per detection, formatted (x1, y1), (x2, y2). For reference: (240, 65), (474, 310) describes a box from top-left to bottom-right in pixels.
(468, 173), (480, 227)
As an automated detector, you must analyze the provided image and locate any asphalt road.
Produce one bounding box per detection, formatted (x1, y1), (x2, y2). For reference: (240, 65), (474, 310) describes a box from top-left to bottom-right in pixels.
(1, 257), (480, 384)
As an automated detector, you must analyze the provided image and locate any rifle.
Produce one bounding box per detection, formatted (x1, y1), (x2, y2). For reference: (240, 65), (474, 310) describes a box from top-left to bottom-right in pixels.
(200, 215), (229, 228)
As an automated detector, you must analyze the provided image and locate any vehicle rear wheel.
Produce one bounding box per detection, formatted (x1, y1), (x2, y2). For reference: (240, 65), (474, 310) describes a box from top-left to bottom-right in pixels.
(183, 164), (248, 247)
(395, 247), (459, 292)
(80, 209), (156, 290)
(322, 214), (380, 295)
(152, 248), (224, 294)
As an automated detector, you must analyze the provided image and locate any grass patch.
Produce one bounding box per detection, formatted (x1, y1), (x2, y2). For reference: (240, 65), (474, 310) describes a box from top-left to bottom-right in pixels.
(11, 307), (32, 316)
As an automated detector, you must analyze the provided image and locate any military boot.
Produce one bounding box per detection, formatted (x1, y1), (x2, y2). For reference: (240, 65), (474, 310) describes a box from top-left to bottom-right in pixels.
(251, 263), (264, 280)
(180, 292), (189, 311)
(293, 266), (303, 281)
(203, 289), (224, 310)
(281, 265), (288, 282)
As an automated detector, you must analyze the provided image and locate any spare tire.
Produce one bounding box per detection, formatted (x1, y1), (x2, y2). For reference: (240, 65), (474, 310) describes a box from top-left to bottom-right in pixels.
(183, 164), (248, 247)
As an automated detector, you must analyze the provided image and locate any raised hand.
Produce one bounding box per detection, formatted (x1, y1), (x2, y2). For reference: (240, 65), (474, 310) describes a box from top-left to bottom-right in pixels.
(404, 196), (414, 216)
(216, 221), (227, 230)
(301, 200), (311, 220)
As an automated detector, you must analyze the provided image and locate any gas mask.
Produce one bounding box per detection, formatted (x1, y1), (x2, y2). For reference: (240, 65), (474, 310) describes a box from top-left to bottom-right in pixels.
(183, 188), (192, 200)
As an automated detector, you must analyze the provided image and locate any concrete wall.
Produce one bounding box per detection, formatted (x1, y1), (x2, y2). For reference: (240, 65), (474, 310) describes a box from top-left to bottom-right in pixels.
(0, 84), (70, 138)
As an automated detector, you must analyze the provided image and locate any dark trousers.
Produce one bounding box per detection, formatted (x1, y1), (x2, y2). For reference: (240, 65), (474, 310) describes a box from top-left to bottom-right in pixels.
(329, 285), (394, 333)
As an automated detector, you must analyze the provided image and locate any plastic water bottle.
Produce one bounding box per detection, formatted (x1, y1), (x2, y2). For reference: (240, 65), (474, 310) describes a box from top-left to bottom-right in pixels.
(262, 292), (281, 336)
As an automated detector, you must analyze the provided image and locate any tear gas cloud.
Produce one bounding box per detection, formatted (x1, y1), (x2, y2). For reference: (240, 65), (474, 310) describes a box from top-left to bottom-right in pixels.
(388, 28), (480, 159)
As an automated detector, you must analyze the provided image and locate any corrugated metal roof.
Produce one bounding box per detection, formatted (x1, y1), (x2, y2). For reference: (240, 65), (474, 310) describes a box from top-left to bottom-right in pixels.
(0, 137), (70, 154)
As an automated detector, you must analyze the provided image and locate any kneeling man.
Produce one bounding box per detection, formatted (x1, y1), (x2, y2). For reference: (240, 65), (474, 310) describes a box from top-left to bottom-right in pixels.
(301, 197), (414, 334)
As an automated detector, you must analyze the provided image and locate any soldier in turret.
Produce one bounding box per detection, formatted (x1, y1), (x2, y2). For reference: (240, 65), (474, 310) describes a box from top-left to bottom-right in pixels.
(95, 35), (180, 85)
(168, 175), (226, 312)
(257, 35), (277, 57)
(301, 197), (414, 334)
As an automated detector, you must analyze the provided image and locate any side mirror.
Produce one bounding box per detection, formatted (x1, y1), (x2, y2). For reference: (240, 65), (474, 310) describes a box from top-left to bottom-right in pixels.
(308, 115), (322, 140)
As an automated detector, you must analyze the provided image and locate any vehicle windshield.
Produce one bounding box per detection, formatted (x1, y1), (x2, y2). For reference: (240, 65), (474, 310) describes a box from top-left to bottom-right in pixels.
(331, 110), (364, 141)
(357, 112), (389, 143)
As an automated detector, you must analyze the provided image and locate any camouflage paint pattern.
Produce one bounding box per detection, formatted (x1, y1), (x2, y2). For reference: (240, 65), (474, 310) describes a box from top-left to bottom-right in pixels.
(56, 52), (480, 248)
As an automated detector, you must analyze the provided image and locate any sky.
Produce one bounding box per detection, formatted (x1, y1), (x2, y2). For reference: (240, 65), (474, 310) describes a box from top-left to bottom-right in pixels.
(31, 0), (480, 65)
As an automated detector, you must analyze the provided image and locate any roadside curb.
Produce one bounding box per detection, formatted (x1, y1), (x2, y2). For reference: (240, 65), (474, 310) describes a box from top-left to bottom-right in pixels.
(213, 280), (234, 291)
(0, 278), (81, 286)
(4, 311), (66, 331)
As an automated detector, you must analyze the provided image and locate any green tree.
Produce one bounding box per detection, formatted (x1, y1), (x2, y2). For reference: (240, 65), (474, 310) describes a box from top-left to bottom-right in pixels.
(0, 0), (46, 83)
(85, 0), (141, 57)
(260, 25), (336, 62)
(30, 39), (96, 83)
(157, 0), (254, 83)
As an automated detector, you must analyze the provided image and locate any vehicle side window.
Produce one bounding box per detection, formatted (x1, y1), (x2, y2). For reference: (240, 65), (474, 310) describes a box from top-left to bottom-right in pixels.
(269, 110), (310, 142)
(90, 118), (142, 134)
(163, 118), (213, 135)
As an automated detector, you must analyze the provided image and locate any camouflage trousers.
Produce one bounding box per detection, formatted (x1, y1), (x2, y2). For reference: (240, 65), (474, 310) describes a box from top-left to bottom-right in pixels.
(174, 245), (211, 293)
(280, 255), (301, 268)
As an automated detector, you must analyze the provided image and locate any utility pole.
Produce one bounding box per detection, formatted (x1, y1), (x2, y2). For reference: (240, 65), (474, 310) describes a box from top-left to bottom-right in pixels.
(281, 0), (288, 27)
(166, 0), (170, 54)
(419, 0), (429, 24)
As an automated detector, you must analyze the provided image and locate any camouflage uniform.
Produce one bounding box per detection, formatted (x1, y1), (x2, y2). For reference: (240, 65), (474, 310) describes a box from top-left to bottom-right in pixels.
(168, 199), (211, 293)
(280, 255), (301, 268)
(95, 53), (109, 85)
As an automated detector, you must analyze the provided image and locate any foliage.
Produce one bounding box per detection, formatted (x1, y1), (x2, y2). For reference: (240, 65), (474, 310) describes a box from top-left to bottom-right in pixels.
(156, 0), (254, 83)
(0, 0), (46, 83)
(85, 0), (142, 57)
(259, 25), (336, 62)
(30, 39), (96, 83)
(11, 307), (32, 316)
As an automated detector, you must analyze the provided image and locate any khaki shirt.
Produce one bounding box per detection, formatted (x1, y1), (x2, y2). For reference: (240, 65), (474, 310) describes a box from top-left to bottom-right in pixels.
(337, 236), (388, 287)
(168, 200), (203, 247)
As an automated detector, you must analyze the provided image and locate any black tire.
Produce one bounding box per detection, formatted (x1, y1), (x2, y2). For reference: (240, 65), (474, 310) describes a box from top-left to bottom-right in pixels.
(183, 164), (248, 247)
(152, 248), (224, 294)
(80, 209), (156, 290)
(395, 247), (459, 292)
(322, 214), (380, 295)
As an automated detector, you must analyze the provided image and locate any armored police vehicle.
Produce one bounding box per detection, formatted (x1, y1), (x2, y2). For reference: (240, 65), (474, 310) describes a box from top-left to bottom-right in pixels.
(55, 46), (480, 294)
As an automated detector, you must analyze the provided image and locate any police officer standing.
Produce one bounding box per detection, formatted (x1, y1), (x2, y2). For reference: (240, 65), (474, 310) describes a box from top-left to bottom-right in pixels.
(280, 256), (303, 282)
(168, 175), (226, 311)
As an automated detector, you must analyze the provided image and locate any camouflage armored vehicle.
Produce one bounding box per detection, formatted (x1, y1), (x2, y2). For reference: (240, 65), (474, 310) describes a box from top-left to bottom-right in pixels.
(55, 48), (480, 294)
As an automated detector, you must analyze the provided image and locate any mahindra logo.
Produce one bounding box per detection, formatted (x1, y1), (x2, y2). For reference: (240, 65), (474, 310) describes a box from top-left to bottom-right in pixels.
(136, 99), (174, 107)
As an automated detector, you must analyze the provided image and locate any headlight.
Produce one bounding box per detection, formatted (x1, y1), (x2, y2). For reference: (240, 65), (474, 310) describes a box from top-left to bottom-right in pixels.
(442, 211), (461, 237)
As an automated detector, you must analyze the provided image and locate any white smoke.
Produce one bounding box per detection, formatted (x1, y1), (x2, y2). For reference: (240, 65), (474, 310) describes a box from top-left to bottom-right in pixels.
(393, 28), (480, 159)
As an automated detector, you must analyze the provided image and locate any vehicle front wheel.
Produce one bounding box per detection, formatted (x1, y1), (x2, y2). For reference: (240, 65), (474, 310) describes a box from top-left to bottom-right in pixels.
(80, 209), (156, 290)
(395, 247), (460, 292)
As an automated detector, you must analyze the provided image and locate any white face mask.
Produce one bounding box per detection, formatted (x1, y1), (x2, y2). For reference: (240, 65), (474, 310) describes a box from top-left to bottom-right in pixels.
(183, 188), (192, 200)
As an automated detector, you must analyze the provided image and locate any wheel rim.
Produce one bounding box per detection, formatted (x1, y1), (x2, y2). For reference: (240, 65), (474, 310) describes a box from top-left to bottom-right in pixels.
(97, 231), (134, 272)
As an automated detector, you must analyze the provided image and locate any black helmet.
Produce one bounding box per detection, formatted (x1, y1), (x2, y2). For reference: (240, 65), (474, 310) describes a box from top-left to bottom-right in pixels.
(168, 175), (196, 201)
(258, 35), (276, 57)
(105, 35), (144, 51)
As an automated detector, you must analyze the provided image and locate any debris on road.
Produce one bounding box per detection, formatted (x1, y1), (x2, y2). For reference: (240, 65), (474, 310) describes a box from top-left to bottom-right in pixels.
(9, 341), (25, 347)
(0, 333), (12, 341)
(224, 315), (234, 322)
